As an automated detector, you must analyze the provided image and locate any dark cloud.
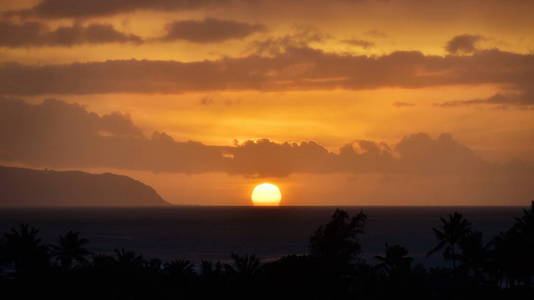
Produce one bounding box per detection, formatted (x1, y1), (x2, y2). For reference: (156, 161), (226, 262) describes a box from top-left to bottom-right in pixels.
(12, 0), (532, 21)
(342, 39), (375, 49)
(6, 0), (388, 19)
(445, 34), (484, 54)
(199, 96), (215, 105)
(0, 18), (264, 47)
(1, 47), (533, 107)
(158, 18), (266, 43)
(251, 26), (325, 55)
(435, 87), (534, 108)
(0, 98), (225, 173)
(8, 0), (225, 18)
(227, 139), (336, 177)
(0, 21), (142, 47)
(199, 95), (240, 106)
(1, 98), (531, 178)
(394, 133), (480, 173)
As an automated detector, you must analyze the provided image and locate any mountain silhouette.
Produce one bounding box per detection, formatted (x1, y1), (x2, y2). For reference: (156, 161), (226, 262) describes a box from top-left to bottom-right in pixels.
(0, 165), (169, 207)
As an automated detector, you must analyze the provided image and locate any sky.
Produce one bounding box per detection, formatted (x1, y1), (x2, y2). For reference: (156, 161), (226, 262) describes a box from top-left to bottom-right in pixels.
(1, 0), (533, 205)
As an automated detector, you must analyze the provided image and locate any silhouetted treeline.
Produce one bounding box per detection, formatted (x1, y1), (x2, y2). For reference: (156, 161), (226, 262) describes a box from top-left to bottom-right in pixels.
(1, 203), (533, 299)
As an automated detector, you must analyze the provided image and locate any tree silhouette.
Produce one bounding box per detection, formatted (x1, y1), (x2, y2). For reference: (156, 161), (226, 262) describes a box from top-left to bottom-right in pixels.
(91, 253), (116, 271)
(1, 207), (534, 298)
(200, 260), (223, 278)
(456, 231), (491, 279)
(0, 224), (49, 275)
(375, 243), (413, 276)
(113, 248), (145, 269)
(493, 201), (534, 287)
(198, 260), (226, 298)
(310, 209), (367, 264)
(516, 201), (534, 228)
(164, 259), (195, 278)
(427, 212), (472, 270)
(226, 253), (261, 279)
(51, 230), (90, 270)
(307, 209), (368, 299)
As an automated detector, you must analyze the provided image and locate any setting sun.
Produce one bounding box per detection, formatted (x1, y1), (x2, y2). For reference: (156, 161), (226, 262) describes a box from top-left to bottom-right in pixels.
(251, 183), (282, 206)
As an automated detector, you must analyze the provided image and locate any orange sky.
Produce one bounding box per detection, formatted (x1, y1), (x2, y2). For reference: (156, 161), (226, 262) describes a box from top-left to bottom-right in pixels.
(1, 0), (533, 205)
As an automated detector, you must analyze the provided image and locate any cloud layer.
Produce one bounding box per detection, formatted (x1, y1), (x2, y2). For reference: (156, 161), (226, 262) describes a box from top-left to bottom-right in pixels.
(8, 0), (534, 21)
(0, 18), (264, 47)
(1, 47), (532, 106)
(159, 18), (265, 43)
(8, 0), (225, 18)
(342, 39), (375, 49)
(445, 34), (484, 54)
(0, 21), (142, 47)
(1, 98), (531, 178)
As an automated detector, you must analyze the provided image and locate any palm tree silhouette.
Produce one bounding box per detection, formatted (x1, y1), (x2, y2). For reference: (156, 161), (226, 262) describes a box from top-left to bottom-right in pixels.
(0, 224), (49, 275)
(514, 201), (534, 232)
(200, 260), (223, 277)
(492, 201), (534, 287)
(113, 248), (145, 269)
(375, 243), (413, 276)
(310, 209), (367, 264)
(164, 259), (195, 277)
(456, 231), (491, 279)
(227, 253), (261, 279)
(427, 212), (472, 270)
(51, 230), (90, 270)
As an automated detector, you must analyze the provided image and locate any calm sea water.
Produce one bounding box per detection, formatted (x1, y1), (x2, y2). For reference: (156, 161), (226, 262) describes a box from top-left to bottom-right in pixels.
(0, 206), (525, 266)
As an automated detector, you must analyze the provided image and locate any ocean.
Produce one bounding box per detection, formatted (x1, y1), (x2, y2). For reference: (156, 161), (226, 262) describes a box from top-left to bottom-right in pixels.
(0, 206), (525, 266)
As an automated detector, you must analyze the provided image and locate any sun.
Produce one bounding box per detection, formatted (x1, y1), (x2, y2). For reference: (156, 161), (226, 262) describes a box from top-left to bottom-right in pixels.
(251, 183), (282, 206)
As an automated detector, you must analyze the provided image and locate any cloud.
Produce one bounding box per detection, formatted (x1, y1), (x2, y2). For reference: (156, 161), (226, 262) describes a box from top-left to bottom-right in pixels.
(0, 98), (225, 173)
(445, 34), (484, 54)
(393, 102), (415, 107)
(251, 26), (325, 55)
(393, 133), (481, 173)
(227, 139), (336, 176)
(0, 18), (264, 47)
(363, 30), (387, 39)
(342, 39), (375, 49)
(0, 21), (142, 47)
(5, 0), (390, 19)
(435, 87), (534, 108)
(7, 0), (225, 18)
(199, 95), (240, 106)
(13, 0), (532, 21)
(157, 18), (266, 43)
(1, 98), (531, 179)
(1, 47), (533, 107)
(199, 96), (215, 105)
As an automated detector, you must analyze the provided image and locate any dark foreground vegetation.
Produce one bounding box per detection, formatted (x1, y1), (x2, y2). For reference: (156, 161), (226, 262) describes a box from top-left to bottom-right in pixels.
(1, 203), (533, 299)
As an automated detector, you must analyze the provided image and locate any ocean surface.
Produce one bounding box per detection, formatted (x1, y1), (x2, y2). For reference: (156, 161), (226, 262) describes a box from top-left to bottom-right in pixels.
(0, 206), (525, 266)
